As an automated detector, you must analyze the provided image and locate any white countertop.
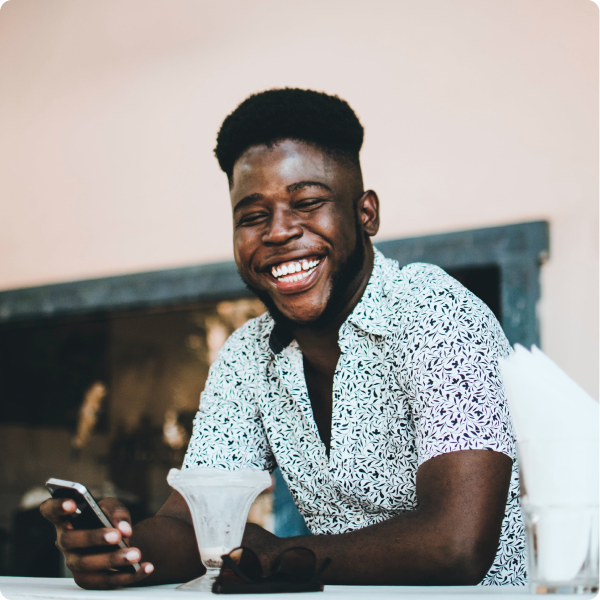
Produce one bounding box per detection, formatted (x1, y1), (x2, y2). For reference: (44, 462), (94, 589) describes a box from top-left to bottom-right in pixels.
(0, 576), (550, 600)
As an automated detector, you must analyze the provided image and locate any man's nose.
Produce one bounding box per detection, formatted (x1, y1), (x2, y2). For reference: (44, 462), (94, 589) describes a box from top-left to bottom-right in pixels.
(263, 208), (303, 245)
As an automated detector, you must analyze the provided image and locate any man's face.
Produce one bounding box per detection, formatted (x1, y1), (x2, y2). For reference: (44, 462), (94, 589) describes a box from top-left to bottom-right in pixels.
(230, 139), (378, 326)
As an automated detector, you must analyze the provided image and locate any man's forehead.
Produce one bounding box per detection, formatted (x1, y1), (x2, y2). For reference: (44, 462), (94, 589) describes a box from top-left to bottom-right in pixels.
(230, 140), (334, 202)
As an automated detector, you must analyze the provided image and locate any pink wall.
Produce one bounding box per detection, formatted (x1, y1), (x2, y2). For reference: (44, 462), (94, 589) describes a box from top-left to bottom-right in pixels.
(0, 0), (597, 396)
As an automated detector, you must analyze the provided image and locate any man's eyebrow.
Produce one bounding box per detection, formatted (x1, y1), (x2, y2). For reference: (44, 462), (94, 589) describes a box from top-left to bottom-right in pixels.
(233, 193), (264, 213)
(286, 181), (332, 193)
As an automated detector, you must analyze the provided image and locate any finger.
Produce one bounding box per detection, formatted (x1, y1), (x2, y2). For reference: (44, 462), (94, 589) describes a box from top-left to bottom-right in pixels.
(117, 520), (132, 538)
(74, 562), (154, 591)
(98, 498), (132, 535)
(67, 546), (143, 573)
(40, 498), (77, 526)
(58, 527), (123, 551)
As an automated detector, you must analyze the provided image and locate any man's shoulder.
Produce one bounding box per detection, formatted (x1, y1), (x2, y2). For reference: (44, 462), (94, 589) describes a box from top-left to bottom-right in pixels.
(378, 255), (508, 349)
(378, 256), (467, 309)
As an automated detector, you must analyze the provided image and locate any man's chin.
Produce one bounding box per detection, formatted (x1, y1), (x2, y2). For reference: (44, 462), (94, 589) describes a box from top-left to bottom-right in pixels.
(278, 310), (324, 329)
(241, 283), (322, 329)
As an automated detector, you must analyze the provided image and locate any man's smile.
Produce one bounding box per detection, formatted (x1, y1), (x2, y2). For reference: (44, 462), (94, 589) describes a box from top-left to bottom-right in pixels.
(270, 257), (321, 280)
(264, 255), (326, 294)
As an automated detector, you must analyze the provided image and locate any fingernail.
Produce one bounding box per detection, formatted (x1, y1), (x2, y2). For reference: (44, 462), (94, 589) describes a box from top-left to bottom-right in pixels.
(126, 550), (140, 562)
(62, 500), (75, 511)
(144, 563), (154, 573)
(104, 531), (119, 543)
(118, 521), (132, 535)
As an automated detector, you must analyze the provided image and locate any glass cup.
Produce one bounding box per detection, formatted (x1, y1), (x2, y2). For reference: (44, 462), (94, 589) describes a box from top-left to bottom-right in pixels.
(523, 503), (599, 594)
(167, 467), (272, 592)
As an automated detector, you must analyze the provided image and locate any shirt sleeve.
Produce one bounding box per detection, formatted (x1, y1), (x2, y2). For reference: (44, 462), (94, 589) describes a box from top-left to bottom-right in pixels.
(182, 322), (276, 472)
(401, 266), (515, 467)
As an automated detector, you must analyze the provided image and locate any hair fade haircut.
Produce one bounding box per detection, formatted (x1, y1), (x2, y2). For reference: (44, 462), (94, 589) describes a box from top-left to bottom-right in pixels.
(214, 88), (364, 180)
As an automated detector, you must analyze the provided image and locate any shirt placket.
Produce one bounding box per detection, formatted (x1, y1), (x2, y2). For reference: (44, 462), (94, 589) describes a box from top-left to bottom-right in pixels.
(329, 323), (351, 464)
(273, 344), (330, 475)
(329, 323), (365, 506)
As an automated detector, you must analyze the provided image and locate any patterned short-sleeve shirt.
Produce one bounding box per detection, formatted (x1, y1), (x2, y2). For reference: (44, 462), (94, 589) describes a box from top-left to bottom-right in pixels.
(183, 249), (526, 585)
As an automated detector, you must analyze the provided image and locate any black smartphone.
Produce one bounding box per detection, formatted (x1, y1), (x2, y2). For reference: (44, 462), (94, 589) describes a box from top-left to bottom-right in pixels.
(45, 478), (141, 573)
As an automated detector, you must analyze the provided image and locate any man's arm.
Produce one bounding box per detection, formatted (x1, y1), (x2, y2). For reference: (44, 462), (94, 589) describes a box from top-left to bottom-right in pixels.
(244, 449), (512, 586)
(41, 448), (509, 588)
(129, 491), (204, 586)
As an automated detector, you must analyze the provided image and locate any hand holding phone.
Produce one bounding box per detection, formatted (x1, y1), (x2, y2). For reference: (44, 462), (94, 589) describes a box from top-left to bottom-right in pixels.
(40, 478), (154, 589)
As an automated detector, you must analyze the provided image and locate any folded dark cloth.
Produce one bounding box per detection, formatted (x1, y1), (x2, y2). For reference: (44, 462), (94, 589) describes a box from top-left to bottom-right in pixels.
(212, 546), (331, 594)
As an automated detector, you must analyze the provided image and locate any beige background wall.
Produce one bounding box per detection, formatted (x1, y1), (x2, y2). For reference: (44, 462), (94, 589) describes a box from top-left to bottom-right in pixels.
(0, 0), (597, 396)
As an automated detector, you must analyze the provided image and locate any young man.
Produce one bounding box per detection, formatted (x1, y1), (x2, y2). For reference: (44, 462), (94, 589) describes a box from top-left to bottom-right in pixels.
(41, 89), (526, 589)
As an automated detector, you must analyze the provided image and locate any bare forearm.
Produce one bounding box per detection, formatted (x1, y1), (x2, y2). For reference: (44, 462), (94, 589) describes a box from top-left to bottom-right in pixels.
(132, 509), (481, 587)
(245, 451), (511, 586)
(130, 515), (204, 586)
(260, 510), (492, 586)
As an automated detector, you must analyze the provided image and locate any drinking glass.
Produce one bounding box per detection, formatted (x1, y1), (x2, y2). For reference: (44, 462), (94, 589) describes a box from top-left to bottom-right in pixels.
(523, 503), (599, 594)
(167, 467), (271, 592)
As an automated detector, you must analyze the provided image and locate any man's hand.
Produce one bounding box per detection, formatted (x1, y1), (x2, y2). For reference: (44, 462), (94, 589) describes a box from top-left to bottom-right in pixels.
(40, 496), (154, 590)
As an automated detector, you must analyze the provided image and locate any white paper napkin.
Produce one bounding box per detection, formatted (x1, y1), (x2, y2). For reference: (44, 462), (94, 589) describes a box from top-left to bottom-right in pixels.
(499, 345), (599, 582)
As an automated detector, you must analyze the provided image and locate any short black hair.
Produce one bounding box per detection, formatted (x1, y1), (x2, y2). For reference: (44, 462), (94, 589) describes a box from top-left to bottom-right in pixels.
(214, 88), (364, 180)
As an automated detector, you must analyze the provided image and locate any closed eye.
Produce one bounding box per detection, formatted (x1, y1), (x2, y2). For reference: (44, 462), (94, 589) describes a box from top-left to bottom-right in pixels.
(295, 199), (327, 212)
(236, 211), (269, 227)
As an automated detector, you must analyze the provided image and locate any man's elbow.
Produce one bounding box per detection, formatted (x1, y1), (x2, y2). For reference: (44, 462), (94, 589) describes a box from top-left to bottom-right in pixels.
(443, 538), (497, 585)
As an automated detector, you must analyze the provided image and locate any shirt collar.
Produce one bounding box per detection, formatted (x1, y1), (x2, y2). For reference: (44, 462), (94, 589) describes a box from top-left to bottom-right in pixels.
(267, 247), (394, 355)
(268, 322), (294, 354)
(345, 247), (395, 338)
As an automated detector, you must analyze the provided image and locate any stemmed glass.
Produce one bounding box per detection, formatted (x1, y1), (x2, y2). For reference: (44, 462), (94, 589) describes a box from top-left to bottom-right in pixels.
(167, 467), (271, 592)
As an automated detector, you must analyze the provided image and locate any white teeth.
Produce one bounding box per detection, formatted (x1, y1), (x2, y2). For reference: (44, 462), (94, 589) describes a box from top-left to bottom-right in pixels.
(271, 258), (321, 281)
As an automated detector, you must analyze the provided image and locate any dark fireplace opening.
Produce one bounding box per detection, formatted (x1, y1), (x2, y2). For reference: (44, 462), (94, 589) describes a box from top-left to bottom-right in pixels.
(0, 298), (266, 577)
(446, 265), (502, 324)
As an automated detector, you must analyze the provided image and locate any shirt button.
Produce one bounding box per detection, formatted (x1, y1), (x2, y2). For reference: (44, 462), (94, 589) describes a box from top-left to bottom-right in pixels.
(319, 459), (327, 470)
(353, 515), (364, 525)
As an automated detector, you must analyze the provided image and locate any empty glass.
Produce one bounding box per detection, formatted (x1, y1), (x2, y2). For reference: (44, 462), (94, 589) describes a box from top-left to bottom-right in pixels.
(167, 467), (272, 592)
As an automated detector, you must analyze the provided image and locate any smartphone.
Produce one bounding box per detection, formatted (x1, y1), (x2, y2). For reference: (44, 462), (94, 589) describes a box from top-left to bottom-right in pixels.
(45, 478), (141, 573)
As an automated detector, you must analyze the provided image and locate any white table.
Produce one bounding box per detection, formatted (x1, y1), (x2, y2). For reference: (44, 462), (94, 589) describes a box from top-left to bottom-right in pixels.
(0, 577), (583, 600)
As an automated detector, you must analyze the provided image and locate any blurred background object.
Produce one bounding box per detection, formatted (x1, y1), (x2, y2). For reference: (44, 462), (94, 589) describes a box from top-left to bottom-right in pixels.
(0, 0), (596, 577)
(0, 297), (273, 576)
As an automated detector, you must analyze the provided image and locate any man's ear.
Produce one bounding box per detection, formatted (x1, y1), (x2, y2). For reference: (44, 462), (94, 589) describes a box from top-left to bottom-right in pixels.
(357, 190), (380, 237)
